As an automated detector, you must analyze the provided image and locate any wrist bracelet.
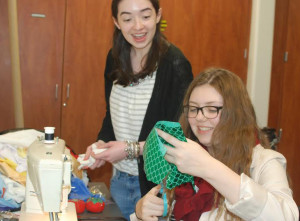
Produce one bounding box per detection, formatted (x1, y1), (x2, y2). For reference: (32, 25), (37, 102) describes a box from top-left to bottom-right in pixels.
(134, 141), (140, 158)
(124, 140), (140, 160)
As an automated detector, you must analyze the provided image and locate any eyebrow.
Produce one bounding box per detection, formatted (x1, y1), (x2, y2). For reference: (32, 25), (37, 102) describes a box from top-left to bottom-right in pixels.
(120, 7), (152, 16)
(189, 101), (223, 106)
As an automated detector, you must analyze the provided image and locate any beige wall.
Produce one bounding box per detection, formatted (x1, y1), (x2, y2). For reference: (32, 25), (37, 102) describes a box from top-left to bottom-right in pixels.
(8, 0), (24, 127)
(247, 0), (276, 127)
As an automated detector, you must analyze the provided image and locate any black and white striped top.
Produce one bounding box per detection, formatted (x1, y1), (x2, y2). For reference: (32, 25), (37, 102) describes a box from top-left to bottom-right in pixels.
(110, 71), (157, 176)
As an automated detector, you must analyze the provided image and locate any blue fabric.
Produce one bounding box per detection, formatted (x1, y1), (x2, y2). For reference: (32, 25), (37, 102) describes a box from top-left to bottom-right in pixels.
(69, 176), (91, 201)
(69, 176), (105, 202)
(110, 169), (141, 221)
(0, 176), (20, 209)
(160, 184), (168, 217)
(0, 206), (20, 211)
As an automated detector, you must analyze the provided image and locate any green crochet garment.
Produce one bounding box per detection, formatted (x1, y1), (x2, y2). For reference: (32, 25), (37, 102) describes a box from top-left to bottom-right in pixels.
(143, 121), (194, 189)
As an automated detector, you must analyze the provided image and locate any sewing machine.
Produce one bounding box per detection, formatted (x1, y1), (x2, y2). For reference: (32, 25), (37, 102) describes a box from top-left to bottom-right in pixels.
(19, 127), (77, 221)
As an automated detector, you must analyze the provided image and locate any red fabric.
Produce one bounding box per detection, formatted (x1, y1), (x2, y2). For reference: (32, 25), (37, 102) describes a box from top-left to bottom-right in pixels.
(66, 145), (78, 159)
(1, 188), (5, 198)
(173, 177), (214, 221)
(256, 137), (260, 146)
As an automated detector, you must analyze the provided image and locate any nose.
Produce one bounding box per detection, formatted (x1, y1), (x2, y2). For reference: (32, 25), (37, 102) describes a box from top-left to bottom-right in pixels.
(133, 18), (144, 30)
(195, 109), (206, 121)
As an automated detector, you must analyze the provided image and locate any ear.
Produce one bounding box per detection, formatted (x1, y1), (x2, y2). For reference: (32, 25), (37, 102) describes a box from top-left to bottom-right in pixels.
(156, 8), (162, 23)
(113, 17), (121, 29)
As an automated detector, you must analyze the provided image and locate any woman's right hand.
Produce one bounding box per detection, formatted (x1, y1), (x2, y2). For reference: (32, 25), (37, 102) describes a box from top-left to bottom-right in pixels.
(135, 185), (164, 221)
(83, 140), (106, 169)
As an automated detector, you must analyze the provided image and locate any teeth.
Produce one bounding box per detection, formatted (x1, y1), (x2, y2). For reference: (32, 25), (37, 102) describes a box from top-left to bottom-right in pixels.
(133, 33), (145, 37)
(199, 127), (212, 131)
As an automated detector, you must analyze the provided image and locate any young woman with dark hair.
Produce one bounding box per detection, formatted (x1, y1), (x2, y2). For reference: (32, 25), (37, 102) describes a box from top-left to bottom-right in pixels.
(83, 0), (193, 219)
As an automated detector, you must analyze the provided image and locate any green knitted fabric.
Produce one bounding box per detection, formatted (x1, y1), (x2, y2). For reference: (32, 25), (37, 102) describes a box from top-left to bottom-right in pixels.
(143, 121), (194, 189)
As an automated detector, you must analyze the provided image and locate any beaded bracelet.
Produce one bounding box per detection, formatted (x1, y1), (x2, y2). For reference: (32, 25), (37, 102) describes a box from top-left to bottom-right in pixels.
(124, 140), (140, 160)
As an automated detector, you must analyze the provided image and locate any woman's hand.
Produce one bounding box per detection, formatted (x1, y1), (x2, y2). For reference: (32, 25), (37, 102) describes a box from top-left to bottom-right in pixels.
(83, 140), (106, 169)
(157, 129), (241, 204)
(135, 185), (164, 221)
(90, 140), (127, 163)
(156, 129), (213, 178)
(83, 140), (144, 170)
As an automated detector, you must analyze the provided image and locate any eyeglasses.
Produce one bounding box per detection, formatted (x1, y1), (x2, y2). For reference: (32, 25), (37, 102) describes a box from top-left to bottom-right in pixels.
(183, 105), (223, 119)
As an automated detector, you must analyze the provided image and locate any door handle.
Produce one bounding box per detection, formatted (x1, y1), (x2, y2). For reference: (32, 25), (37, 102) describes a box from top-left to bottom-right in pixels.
(55, 84), (58, 100)
(63, 83), (70, 107)
(66, 83), (70, 99)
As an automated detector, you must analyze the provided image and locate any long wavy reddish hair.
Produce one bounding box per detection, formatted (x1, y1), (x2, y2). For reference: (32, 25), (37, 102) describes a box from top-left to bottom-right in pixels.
(178, 67), (270, 220)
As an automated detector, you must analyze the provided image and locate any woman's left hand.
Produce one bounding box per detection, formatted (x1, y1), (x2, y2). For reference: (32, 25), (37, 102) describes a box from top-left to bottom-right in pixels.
(135, 185), (164, 221)
(156, 129), (213, 178)
(157, 129), (242, 204)
(91, 141), (127, 163)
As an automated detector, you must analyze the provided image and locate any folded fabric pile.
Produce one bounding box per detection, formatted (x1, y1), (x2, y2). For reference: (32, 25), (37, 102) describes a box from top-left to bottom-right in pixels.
(0, 173), (25, 210)
(0, 130), (36, 211)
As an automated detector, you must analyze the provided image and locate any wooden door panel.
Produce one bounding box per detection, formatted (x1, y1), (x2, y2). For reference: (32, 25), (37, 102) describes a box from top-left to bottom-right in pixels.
(277, 0), (300, 205)
(17, 0), (65, 133)
(160, 0), (251, 82)
(268, 0), (289, 129)
(0, 0), (15, 131)
(61, 0), (114, 187)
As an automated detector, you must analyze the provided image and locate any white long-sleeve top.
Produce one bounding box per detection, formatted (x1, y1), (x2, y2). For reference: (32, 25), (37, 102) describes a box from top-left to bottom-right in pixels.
(200, 144), (299, 220)
(131, 145), (299, 220)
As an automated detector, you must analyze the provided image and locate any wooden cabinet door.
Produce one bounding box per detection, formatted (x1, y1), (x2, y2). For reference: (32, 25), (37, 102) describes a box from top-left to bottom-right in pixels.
(0, 0), (15, 131)
(61, 0), (114, 187)
(160, 0), (252, 81)
(269, 0), (300, 205)
(17, 0), (65, 134)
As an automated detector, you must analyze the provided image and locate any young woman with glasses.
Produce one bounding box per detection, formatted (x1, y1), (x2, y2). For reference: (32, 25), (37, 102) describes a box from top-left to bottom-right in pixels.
(132, 68), (299, 220)
(82, 0), (193, 219)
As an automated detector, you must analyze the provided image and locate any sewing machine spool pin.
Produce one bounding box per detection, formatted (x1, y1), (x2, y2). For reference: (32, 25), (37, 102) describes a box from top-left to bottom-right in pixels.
(44, 127), (55, 144)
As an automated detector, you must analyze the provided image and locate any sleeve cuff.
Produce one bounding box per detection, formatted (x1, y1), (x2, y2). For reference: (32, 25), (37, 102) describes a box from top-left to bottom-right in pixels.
(225, 173), (267, 220)
(129, 213), (140, 221)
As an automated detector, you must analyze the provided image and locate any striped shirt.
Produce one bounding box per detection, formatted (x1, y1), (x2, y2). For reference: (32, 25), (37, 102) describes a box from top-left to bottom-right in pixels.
(110, 71), (156, 176)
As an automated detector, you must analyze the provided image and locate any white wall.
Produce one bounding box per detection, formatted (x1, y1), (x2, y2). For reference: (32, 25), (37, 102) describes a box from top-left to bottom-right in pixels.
(247, 0), (276, 127)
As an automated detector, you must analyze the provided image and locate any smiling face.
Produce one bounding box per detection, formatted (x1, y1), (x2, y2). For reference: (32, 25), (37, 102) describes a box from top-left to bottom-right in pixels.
(113, 0), (161, 54)
(188, 84), (224, 147)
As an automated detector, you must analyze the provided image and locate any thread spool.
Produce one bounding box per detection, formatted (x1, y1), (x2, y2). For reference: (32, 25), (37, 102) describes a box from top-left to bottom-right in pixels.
(44, 127), (55, 144)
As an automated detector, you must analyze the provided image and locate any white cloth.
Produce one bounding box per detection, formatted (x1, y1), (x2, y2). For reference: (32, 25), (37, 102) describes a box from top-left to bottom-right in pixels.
(77, 143), (107, 170)
(77, 154), (96, 170)
(0, 129), (43, 147)
(0, 174), (25, 204)
(130, 145), (299, 221)
(0, 143), (27, 173)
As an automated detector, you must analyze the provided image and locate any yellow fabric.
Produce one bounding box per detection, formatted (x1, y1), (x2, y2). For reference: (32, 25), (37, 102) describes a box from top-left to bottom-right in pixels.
(17, 147), (28, 158)
(0, 161), (26, 186)
(0, 157), (17, 170)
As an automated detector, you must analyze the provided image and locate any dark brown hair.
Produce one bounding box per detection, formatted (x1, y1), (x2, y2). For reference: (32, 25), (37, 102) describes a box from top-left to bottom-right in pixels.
(110, 0), (169, 86)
